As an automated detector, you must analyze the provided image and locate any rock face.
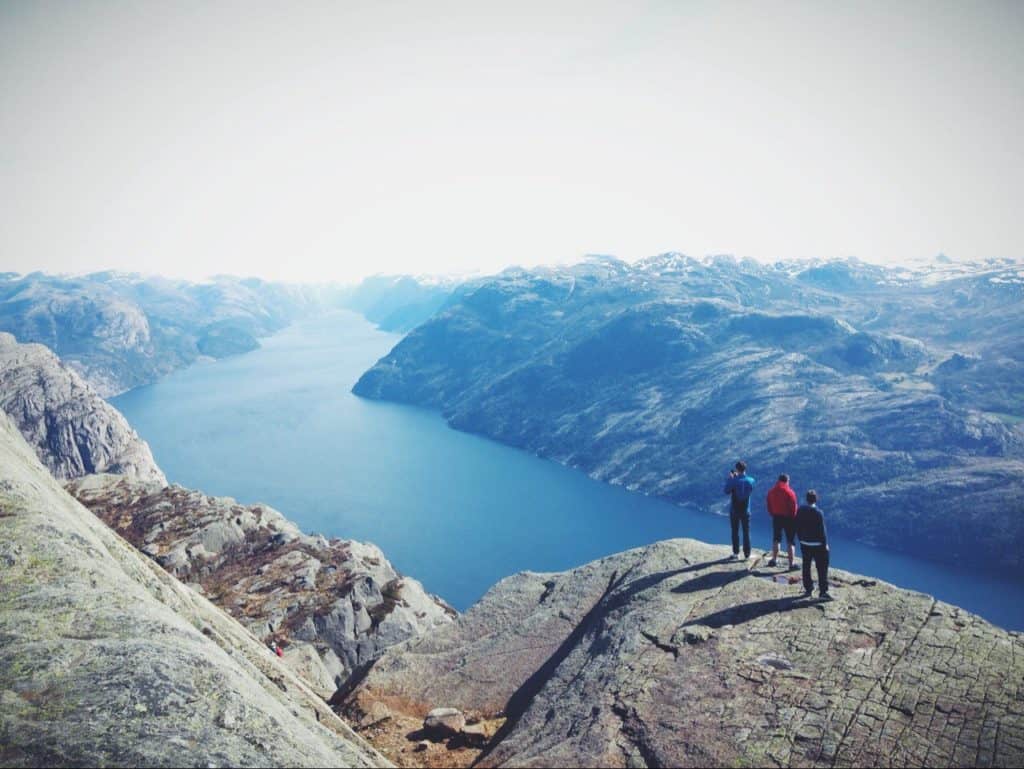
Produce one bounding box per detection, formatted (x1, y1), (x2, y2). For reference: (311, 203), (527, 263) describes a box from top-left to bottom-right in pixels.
(0, 332), (165, 484)
(0, 412), (388, 768)
(353, 254), (1024, 574)
(66, 474), (455, 698)
(344, 539), (1024, 768)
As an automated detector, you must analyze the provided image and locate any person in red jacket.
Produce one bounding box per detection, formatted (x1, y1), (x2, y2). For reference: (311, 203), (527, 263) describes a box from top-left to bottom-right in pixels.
(766, 474), (798, 569)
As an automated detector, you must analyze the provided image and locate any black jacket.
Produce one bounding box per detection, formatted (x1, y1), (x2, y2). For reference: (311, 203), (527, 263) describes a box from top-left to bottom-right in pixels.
(795, 504), (828, 546)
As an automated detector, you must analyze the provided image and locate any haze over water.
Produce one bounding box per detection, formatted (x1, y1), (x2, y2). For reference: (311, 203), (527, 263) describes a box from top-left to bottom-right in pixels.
(113, 311), (1024, 628)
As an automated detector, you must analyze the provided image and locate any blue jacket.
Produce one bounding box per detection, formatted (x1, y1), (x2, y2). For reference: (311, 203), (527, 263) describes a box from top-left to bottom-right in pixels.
(724, 473), (756, 514)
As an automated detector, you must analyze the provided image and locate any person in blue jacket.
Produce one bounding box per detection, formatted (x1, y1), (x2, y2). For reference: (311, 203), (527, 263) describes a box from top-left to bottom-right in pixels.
(723, 461), (755, 561)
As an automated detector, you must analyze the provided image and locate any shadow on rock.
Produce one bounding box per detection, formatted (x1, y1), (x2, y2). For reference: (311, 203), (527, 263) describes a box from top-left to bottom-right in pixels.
(603, 558), (741, 612)
(473, 568), (630, 766)
(683, 595), (815, 629)
(670, 568), (751, 596)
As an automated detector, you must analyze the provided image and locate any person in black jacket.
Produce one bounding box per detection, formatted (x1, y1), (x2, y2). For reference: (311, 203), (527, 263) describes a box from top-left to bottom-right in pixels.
(795, 489), (831, 600)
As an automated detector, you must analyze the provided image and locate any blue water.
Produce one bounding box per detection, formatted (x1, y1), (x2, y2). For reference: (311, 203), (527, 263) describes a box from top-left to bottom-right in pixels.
(112, 311), (1024, 629)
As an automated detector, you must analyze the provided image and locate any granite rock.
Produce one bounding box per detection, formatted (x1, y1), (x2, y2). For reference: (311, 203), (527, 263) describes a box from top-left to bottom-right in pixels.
(0, 411), (389, 768)
(345, 539), (1024, 768)
(66, 473), (456, 697)
(0, 332), (165, 484)
(423, 707), (466, 738)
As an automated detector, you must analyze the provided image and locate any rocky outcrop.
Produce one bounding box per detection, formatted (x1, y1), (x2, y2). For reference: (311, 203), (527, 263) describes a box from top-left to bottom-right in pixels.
(0, 411), (388, 768)
(343, 539), (1024, 768)
(353, 255), (1024, 574)
(66, 474), (456, 698)
(0, 332), (165, 484)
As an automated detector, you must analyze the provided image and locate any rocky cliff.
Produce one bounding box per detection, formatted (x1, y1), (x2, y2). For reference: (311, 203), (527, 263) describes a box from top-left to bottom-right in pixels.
(0, 411), (389, 768)
(0, 332), (165, 484)
(353, 255), (1024, 574)
(66, 474), (456, 699)
(344, 539), (1024, 768)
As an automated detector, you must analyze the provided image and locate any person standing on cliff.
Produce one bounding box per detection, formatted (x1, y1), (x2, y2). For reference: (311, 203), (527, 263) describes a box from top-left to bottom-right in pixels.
(795, 489), (831, 600)
(723, 461), (755, 561)
(766, 474), (798, 570)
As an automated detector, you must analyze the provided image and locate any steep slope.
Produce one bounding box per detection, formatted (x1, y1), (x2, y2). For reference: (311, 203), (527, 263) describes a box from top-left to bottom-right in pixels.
(0, 411), (388, 768)
(0, 332), (165, 484)
(353, 255), (1024, 573)
(344, 539), (1024, 768)
(66, 474), (455, 698)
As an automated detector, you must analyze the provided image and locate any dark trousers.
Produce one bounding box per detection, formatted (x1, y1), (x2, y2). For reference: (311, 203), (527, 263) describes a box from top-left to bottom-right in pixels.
(801, 544), (830, 595)
(730, 509), (751, 557)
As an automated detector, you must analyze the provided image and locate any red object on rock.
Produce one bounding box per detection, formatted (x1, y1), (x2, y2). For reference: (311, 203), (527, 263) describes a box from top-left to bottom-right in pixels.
(275, 645), (283, 657)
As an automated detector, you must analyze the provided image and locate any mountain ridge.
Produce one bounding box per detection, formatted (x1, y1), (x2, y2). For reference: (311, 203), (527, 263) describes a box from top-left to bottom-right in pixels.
(0, 271), (458, 397)
(353, 256), (1024, 575)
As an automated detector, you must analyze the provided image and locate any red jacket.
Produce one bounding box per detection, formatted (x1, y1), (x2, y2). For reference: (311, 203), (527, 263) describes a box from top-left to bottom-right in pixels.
(766, 481), (798, 518)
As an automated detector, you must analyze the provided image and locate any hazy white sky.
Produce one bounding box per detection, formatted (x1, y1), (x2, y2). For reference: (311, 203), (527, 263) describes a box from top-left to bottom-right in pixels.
(2, 0), (1022, 282)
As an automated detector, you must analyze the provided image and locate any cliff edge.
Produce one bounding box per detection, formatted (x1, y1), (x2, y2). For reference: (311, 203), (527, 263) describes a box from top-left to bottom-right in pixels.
(67, 473), (456, 698)
(0, 411), (388, 768)
(343, 539), (1024, 768)
(0, 332), (165, 484)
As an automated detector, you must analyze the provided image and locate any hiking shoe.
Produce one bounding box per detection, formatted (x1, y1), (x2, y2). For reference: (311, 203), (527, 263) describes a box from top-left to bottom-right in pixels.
(788, 563), (799, 572)
(731, 552), (741, 561)
(819, 593), (834, 602)
(801, 589), (813, 598)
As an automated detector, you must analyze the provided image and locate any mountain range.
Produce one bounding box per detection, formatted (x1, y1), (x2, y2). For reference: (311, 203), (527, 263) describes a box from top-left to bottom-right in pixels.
(0, 271), (455, 397)
(1, 275), (1022, 767)
(354, 254), (1024, 575)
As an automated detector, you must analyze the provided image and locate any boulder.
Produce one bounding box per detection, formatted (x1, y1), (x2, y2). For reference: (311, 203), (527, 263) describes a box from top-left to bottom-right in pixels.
(423, 707), (466, 738)
(359, 701), (392, 729)
(460, 722), (491, 748)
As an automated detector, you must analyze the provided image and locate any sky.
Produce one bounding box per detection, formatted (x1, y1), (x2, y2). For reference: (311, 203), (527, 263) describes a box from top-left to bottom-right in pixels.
(1, 0), (1022, 283)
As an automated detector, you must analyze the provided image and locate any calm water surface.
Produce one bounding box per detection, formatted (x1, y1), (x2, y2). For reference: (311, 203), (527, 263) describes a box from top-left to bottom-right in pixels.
(113, 311), (1024, 628)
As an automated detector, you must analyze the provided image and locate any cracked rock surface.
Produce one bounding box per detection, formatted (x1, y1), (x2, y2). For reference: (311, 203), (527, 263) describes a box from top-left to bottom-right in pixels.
(0, 411), (389, 768)
(345, 539), (1024, 768)
(0, 332), (165, 484)
(67, 473), (456, 698)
